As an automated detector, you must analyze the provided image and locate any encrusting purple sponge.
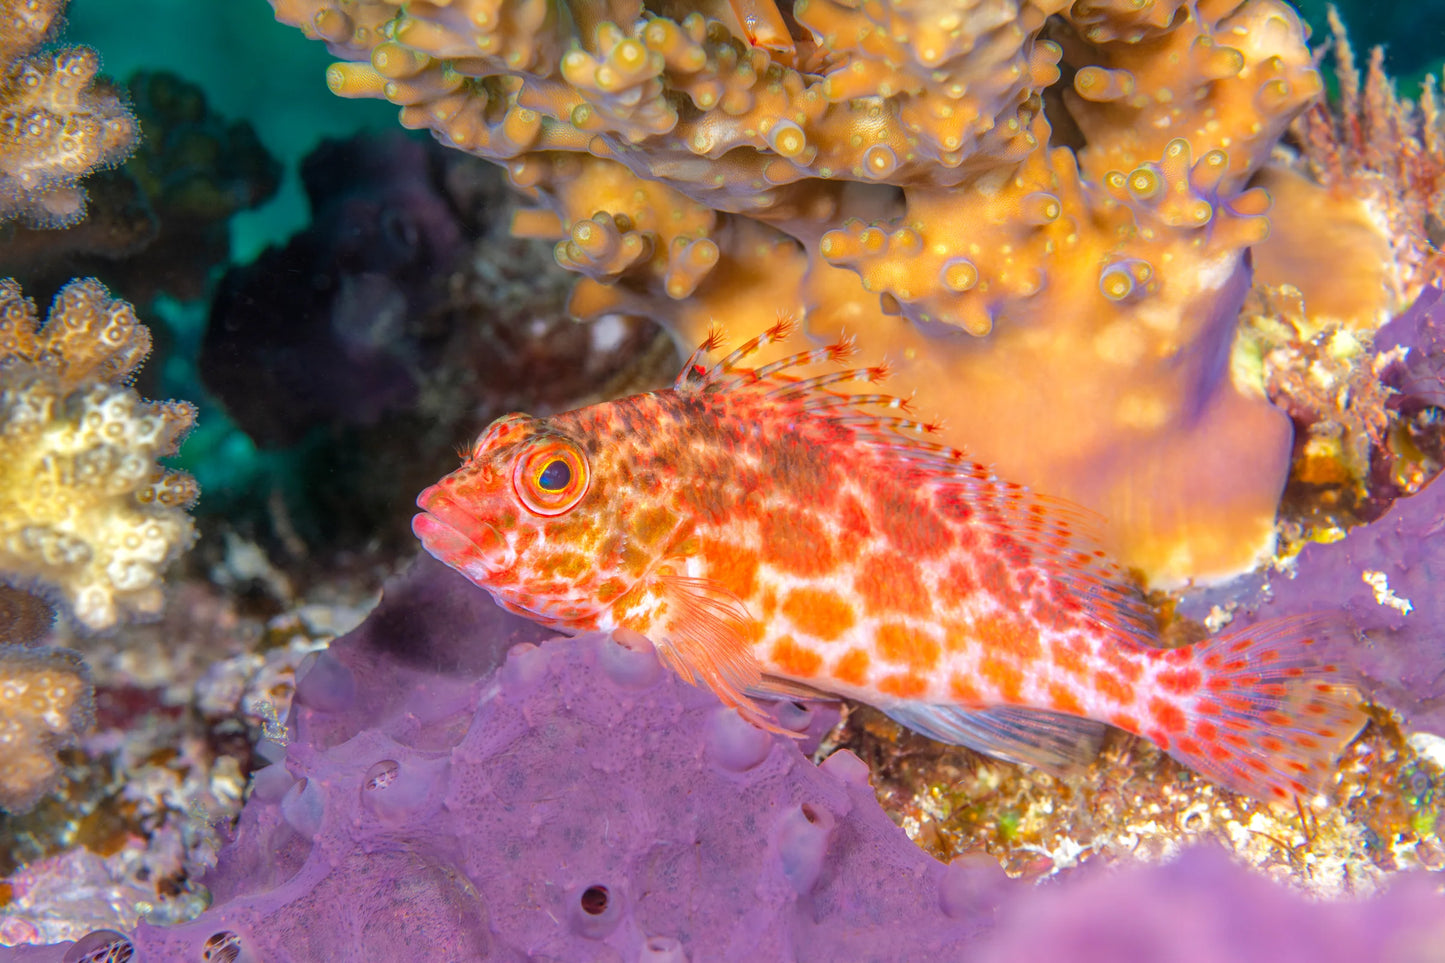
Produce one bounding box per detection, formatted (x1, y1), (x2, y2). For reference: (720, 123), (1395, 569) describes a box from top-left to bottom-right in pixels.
(24, 553), (1445, 961)
(61, 555), (998, 960)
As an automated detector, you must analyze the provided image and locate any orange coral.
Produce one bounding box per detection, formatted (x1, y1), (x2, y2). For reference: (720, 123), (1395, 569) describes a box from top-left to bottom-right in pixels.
(0, 0), (137, 227)
(0, 641), (91, 812)
(273, 0), (1330, 584)
(0, 278), (198, 631)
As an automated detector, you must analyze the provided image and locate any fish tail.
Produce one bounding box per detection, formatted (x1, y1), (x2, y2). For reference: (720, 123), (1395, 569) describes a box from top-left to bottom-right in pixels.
(1156, 613), (1366, 803)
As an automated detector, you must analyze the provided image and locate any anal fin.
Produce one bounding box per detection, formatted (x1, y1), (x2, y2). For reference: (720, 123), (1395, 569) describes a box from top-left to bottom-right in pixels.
(884, 703), (1107, 772)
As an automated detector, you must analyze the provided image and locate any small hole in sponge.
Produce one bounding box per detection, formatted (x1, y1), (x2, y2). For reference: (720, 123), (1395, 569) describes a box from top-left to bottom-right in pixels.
(202, 931), (242, 962)
(801, 803), (820, 824)
(580, 885), (610, 916)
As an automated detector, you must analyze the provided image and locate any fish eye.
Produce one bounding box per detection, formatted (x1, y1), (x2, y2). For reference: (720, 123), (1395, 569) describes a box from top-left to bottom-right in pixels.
(514, 437), (589, 516)
(536, 458), (572, 491)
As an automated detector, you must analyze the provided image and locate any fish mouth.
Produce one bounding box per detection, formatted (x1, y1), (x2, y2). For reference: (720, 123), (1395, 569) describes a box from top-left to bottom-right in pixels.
(413, 485), (505, 576)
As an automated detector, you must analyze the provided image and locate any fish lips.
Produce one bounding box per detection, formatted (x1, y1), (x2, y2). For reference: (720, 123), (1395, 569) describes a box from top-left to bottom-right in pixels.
(413, 485), (506, 574)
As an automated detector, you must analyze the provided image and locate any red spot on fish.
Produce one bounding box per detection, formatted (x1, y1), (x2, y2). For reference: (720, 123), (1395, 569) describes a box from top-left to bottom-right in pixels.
(781, 587), (856, 641)
(1149, 698), (1186, 733)
(950, 673), (982, 704)
(855, 551), (929, 617)
(701, 536), (759, 599)
(771, 636), (822, 677)
(877, 622), (942, 672)
(1103, 647), (1143, 683)
(760, 507), (835, 577)
(1156, 667), (1202, 695)
(1093, 670), (1133, 705)
(878, 672), (928, 698)
(978, 652), (1024, 701)
(1111, 711), (1140, 732)
(1048, 683), (1083, 716)
(834, 648), (870, 687)
(974, 614), (1040, 661)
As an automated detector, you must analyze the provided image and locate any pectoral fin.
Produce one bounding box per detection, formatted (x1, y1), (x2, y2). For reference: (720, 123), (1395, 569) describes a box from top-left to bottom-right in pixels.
(652, 572), (788, 735)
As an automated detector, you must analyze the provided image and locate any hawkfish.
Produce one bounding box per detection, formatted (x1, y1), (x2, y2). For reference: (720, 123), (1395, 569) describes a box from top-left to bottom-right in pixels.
(413, 319), (1365, 803)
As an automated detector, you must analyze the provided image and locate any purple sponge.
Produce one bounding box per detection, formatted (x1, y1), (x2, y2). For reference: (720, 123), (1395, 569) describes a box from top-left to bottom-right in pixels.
(25, 555), (1445, 961)
(94, 557), (994, 960)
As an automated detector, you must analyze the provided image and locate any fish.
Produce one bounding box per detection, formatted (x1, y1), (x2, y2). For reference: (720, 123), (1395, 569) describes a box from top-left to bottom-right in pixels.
(413, 318), (1366, 803)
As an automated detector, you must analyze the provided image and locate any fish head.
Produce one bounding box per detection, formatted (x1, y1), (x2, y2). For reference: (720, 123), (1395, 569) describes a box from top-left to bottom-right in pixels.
(413, 408), (684, 629)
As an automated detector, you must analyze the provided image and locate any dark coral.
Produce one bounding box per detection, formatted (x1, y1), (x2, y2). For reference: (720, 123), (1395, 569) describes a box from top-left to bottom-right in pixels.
(201, 132), (467, 447)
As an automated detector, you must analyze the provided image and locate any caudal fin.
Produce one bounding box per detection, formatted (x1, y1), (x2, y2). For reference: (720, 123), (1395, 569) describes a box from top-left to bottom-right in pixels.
(1162, 614), (1366, 803)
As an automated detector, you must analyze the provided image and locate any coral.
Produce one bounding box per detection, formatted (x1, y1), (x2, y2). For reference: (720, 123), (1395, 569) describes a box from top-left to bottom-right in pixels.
(0, 642), (90, 812)
(0, 277), (198, 631)
(270, 0), (1335, 585)
(0, 0), (137, 227)
(0, 582), (52, 643)
(0, 70), (283, 304)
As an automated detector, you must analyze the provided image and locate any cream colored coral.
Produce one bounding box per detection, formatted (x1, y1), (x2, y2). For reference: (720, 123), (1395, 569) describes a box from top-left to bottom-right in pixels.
(0, 278), (197, 631)
(0, 642), (91, 811)
(0, 0), (137, 226)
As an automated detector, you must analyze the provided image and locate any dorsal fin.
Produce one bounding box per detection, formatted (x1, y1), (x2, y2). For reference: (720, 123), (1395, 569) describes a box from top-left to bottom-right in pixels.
(673, 320), (1159, 646)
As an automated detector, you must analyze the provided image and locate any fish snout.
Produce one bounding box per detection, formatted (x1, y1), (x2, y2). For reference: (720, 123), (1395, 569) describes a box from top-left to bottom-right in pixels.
(412, 487), (509, 580)
(415, 483), (443, 511)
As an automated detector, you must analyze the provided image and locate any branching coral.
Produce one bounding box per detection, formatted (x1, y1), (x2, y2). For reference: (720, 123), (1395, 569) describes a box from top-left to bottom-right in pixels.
(0, 277), (198, 631)
(0, 0), (137, 227)
(273, 0), (1334, 585)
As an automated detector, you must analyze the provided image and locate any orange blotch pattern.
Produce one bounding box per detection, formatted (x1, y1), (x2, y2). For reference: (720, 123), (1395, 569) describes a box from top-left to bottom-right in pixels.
(971, 613), (1040, 661)
(937, 561), (978, 608)
(760, 507), (835, 577)
(834, 648), (871, 687)
(870, 480), (955, 558)
(1102, 647), (1144, 683)
(1052, 637), (1088, 676)
(835, 492), (872, 540)
(1094, 670), (1134, 706)
(877, 672), (928, 698)
(876, 622), (942, 672)
(1111, 711), (1140, 733)
(979, 653), (1023, 702)
(1149, 697), (1186, 733)
(1047, 683), (1083, 716)
(633, 504), (678, 546)
(949, 673), (982, 704)
(854, 551), (930, 618)
(770, 635), (823, 677)
(781, 587), (857, 641)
